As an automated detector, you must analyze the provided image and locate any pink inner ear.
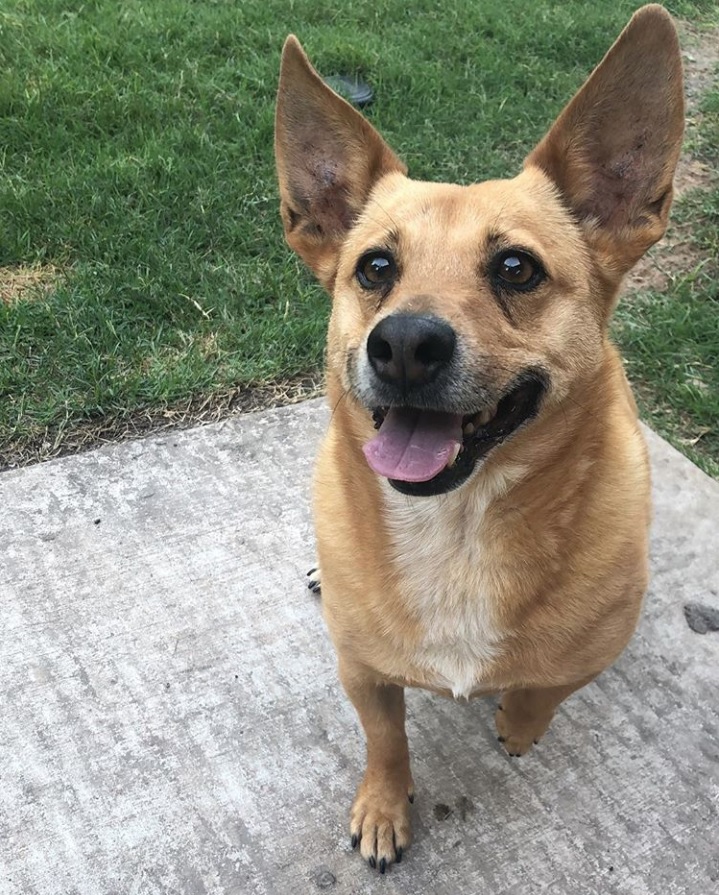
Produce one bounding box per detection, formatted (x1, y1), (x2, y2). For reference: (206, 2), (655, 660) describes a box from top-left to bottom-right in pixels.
(313, 173), (355, 235)
(287, 150), (356, 237)
(585, 145), (644, 228)
(582, 123), (670, 230)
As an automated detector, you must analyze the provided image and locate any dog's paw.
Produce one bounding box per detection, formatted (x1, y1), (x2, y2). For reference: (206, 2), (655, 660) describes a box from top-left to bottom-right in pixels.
(306, 566), (321, 595)
(350, 778), (412, 873)
(495, 699), (549, 757)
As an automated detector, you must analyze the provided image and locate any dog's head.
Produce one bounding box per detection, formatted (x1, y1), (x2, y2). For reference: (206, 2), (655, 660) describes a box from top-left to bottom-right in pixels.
(275, 5), (684, 497)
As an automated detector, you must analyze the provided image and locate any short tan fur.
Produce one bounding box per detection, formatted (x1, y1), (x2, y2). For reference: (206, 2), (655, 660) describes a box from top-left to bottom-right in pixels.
(275, 5), (684, 872)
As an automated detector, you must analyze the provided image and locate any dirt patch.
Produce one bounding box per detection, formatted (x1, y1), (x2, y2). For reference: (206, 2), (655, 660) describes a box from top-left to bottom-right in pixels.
(0, 265), (60, 304)
(625, 22), (719, 296)
(0, 373), (324, 471)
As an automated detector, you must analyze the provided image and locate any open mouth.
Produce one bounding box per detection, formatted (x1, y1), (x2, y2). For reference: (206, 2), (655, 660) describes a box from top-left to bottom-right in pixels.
(363, 373), (547, 497)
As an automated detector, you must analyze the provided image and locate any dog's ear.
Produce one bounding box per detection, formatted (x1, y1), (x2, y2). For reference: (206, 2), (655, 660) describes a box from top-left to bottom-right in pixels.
(525, 4), (684, 276)
(275, 36), (406, 289)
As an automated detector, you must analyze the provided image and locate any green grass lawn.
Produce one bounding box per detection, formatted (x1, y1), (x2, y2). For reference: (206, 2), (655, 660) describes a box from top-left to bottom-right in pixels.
(0, 0), (717, 469)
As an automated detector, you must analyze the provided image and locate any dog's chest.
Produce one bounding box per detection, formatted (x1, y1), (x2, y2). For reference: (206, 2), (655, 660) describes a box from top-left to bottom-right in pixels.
(383, 480), (507, 699)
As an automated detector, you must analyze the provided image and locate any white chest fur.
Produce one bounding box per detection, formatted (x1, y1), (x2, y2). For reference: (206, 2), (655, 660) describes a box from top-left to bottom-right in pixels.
(382, 468), (518, 699)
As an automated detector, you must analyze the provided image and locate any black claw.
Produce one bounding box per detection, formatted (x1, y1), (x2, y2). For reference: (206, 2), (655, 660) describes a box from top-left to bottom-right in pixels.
(396, 848), (403, 864)
(351, 834), (358, 849)
(379, 858), (387, 874)
(533, 738), (539, 745)
(307, 567), (317, 576)
(408, 793), (414, 804)
(368, 856), (377, 869)
(497, 704), (504, 711)
(497, 735), (506, 743)
(510, 752), (519, 757)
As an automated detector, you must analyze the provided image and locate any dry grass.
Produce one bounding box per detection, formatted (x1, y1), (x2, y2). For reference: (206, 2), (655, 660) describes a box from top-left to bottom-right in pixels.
(0, 373), (324, 471)
(0, 265), (60, 304)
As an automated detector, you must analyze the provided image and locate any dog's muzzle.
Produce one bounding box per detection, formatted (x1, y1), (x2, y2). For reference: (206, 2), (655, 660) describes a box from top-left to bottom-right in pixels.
(358, 313), (547, 497)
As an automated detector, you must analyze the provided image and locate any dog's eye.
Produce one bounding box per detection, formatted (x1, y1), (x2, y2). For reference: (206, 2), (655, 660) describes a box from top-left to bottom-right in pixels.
(356, 251), (397, 290)
(492, 250), (544, 291)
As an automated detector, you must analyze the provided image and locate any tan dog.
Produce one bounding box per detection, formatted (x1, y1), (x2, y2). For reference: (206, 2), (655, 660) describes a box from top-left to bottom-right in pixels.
(275, 4), (684, 873)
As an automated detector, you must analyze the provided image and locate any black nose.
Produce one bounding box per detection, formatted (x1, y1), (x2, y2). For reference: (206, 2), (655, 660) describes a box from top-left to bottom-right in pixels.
(366, 313), (456, 391)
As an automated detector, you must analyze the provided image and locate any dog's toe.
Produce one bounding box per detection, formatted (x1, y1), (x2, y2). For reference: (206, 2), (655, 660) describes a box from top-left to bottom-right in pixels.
(350, 783), (412, 872)
(306, 565), (322, 595)
(495, 701), (549, 757)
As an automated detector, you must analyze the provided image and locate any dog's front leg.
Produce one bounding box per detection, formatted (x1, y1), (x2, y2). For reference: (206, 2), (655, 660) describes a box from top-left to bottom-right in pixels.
(496, 674), (598, 757)
(339, 659), (413, 872)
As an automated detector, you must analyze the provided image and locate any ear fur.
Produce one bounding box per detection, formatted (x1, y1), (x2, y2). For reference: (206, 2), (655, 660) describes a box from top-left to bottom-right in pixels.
(525, 4), (684, 274)
(274, 36), (406, 289)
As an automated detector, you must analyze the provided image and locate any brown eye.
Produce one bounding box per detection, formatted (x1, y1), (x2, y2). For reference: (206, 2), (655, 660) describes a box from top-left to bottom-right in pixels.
(356, 251), (397, 290)
(492, 250), (544, 291)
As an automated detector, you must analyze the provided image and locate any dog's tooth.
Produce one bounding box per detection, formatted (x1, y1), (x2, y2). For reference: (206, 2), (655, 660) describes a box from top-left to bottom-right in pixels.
(447, 442), (461, 467)
(487, 403), (498, 420)
(477, 408), (492, 426)
(463, 421), (475, 436)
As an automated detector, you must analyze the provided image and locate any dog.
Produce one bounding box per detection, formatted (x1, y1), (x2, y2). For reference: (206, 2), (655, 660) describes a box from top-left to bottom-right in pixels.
(275, 4), (684, 873)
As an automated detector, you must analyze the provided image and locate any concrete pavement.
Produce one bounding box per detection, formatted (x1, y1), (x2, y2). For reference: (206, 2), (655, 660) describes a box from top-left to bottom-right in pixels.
(1, 400), (718, 894)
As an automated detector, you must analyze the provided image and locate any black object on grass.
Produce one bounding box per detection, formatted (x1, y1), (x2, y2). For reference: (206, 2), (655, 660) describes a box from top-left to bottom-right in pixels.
(324, 74), (374, 108)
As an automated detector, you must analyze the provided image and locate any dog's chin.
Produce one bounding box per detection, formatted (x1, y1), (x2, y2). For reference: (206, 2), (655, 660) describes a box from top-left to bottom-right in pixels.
(370, 374), (547, 498)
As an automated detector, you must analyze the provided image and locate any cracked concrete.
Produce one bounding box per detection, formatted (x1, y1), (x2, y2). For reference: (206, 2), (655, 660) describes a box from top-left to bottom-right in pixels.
(1, 400), (717, 894)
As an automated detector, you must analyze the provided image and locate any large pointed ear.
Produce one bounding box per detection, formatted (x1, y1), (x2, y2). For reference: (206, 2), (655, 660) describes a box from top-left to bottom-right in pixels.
(525, 4), (684, 275)
(275, 36), (406, 289)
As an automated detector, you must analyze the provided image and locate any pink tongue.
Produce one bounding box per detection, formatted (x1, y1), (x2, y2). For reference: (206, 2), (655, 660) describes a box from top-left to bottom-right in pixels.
(362, 408), (463, 482)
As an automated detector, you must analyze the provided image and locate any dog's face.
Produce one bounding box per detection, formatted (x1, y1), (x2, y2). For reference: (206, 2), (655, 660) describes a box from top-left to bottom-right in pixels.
(275, 7), (684, 496)
(324, 171), (594, 495)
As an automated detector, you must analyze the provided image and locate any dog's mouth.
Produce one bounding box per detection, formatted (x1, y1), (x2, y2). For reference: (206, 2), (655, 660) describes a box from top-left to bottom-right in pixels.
(363, 374), (546, 497)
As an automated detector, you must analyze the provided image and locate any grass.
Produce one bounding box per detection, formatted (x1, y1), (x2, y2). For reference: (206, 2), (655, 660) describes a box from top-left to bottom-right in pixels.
(0, 0), (717, 469)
